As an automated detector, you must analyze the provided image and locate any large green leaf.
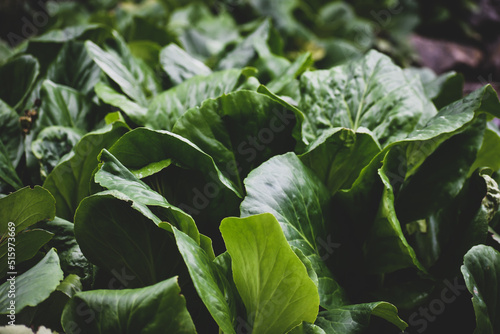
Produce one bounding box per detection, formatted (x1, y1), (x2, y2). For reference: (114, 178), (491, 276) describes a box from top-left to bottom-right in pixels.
(299, 127), (381, 194)
(0, 186), (55, 234)
(314, 302), (407, 333)
(364, 155), (426, 274)
(85, 38), (145, 103)
(396, 115), (486, 223)
(94, 82), (148, 125)
(461, 245), (500, 334)
(43, 122), (128, 221)
(95, 149), (200, 243)
(145, 68), (256, 130)
(38, 80), (97, 132)
(240, 152), (347, 308)
(160, 43), (212, 85)
(298, 50), (437, 147)
(0, 55), (39, 109)
(394, 85), (500, 178)
(220, 213), (320, 334)
(0, 249), (63, 314)
(0, 186), (56, 277)
(74, 192), (182, 288)
(172, 227), (236, 334)
(61, 277), (196, 334)
(47, 40), (101, 96)
(329, 149), (424, 296)
(104, 129), (237, 190)
(85, 32), (159, 105)
(106, 128), (241, 250)
(172, 90), (302, 193)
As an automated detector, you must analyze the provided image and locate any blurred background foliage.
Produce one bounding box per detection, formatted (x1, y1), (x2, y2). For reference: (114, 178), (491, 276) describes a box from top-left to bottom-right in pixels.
(0, 0), (499, 96)
(0, 0), (497, 63)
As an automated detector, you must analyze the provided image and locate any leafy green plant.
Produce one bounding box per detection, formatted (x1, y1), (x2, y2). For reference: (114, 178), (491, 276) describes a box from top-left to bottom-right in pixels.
(0, 1), (500, 333)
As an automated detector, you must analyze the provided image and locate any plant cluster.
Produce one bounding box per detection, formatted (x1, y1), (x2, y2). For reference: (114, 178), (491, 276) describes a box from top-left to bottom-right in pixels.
(0, 1), (500, 333)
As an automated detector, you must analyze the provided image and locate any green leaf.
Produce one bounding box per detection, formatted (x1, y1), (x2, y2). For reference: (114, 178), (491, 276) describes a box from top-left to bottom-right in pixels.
(330, 148), (387, 279)
(0, 229), (53, 278)
(404, 68), (464, 110)
(287, 322), (326, 334)
(30, 274), (83, 331)
(364, 155), (426, 274)
(43, 122), (128, 221)
(47, 40), (101, 96)
(0, 55), (39, 109)
(315, 2), (375, 50)
(240, 152), (347, 308)
(0, 41), (12, 64)
(220, 213), (320, 334)
(0, 186), (55, 234)
(56, 274), (82, 298)
(255, 85), (308, 149)
(396, 85), (500, 171)
(0, 186), (56, 276)
(420, 172), (497, 276)
(298, 50), (437, 147)
(31, 24), (106, 44)
(38, 80), (96, 132)
(31, 126), (83, 178)
(314, 39), (364, 69)
(0, 249), (63, 314)
(0, 99), (23, 168)
(170, 4), (239, 61)
(106, 128), (241, 245)
(172, 90), (301, 193)
(469, 127), (500, 175)
(172, 226), (236, 334)
(266, 52), (313, 94)
(461, 245), (500, 334)
(396, 115), (486, 223)
(315, 302), (407, 333)
(95, 149), (200, 243)
(74, 192), (182, 288)
(246, 0), (311, 38)
(160, 43), (212, 85)
(61, 276), (196, 334)
(94, 82), (148, 125)
(0, 141), (22, 190)
(128, 40), (162, 69)
(37, 217), (92, 283)
(145, 68), (255, 130)
(217, 19), (276, 71)
(299, 127), (381, 194)
(85, 37), (149, 105)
